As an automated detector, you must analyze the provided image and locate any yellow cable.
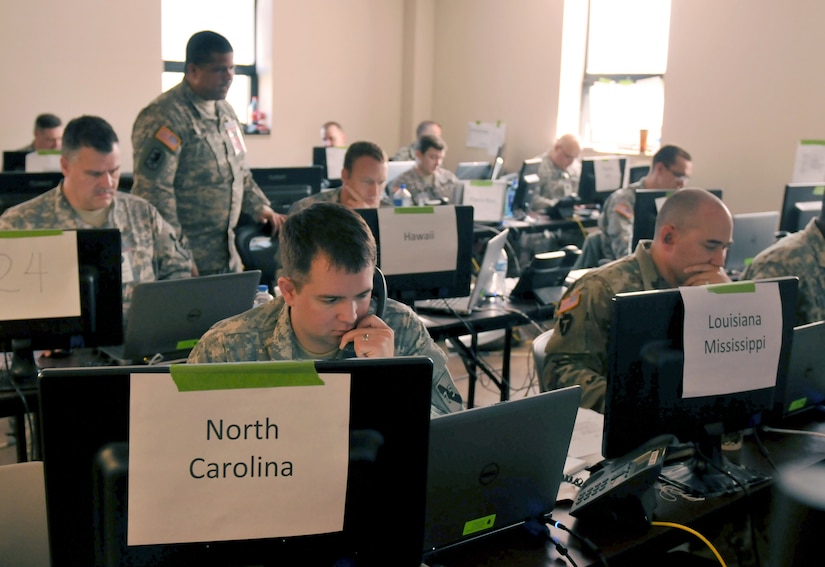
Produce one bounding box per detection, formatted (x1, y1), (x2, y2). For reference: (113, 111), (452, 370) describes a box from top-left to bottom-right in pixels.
(650, 521), (727, 566)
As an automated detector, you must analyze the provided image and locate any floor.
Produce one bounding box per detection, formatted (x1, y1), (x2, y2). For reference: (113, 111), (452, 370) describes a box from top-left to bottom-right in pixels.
(0, 328), (545, 466)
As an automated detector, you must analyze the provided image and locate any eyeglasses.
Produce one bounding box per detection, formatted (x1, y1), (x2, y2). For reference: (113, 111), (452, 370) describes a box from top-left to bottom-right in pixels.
(666, 165), (690, 182)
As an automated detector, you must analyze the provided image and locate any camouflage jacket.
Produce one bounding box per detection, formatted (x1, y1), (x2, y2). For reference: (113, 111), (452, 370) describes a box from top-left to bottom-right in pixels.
(288, 186), (393, 215)
(131, 80), (269, 275)
(388, 166), (462, 205)
(541, 240), (671, 412)
(742, 218), (825, 325)
(0, 184), (192, 320)
(391, 142), (416, 162)
(188, 295), (464, 416)
(532, 153), (580, 210)
(597, 179), (645, 261)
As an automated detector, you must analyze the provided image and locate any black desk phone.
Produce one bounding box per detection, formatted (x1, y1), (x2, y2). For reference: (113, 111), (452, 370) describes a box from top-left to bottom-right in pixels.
(570, 437), (670, 529)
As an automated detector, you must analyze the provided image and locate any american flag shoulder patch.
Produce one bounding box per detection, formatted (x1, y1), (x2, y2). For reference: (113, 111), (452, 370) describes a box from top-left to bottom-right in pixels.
(154, 126), (181, 152)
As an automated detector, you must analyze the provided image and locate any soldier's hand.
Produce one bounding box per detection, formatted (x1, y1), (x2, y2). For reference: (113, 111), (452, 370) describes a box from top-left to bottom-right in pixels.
(339, 315), (394, 359)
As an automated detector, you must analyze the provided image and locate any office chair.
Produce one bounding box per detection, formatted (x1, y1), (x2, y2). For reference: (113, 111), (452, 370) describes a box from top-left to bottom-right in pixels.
(235, 222), (279, 292)
(532, 329), (554, 387)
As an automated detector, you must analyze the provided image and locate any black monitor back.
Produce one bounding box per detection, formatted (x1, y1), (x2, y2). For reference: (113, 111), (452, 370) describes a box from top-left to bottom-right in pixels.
(0, 171), (64, 215)
(632, 188), (723, 249)
(3, 150), (29, 172)
(577, 156), (627, 206)
(250, 166), (323, 214)
(510, 158), (542, 215)
(779, 183), (825, 233)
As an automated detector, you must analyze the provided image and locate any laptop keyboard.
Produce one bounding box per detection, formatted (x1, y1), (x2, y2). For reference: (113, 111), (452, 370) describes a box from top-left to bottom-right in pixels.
(415, 296), (471, 313)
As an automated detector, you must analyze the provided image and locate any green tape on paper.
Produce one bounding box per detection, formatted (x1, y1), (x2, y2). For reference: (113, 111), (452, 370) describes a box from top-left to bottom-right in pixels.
(394, 206), (435, 214)
(0, 229), (63, 238)
(470, 180), (494, 186)
(706, 282), (756, 294)
(169, 361), (324, 391)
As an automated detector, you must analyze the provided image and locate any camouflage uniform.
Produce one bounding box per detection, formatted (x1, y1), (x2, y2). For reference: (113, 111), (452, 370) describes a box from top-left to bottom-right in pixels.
(388, 167), (463, 205)
(288, 186), (393, 215)
(188, 295), (464, 416)
(16, 143), (35, 153)
(541, 240), (671, 412)
(597, 179), (645, 262)
(131, 80), (270, 275)
(391, 142), (416, 162)
(531, 153), (580, 210)
(742, 218), (825, 325)
(0, 184), (192, 319)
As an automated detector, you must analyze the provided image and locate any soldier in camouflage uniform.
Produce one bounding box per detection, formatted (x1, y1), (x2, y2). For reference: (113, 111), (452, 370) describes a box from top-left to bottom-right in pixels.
(17, 113), (63, 153)
(742, 203), (825, 325)
(289, 141), (393, 214)
(189, 201), (463, 416)
(391, 119), (442, 162)
(0, 115), (191, 320)
(131, 31), (281, 276)
(542, 188), (732, 411)
(595, 145), (692, 265)
(387, 135), (463, 205)
(531, 134), (581, 210)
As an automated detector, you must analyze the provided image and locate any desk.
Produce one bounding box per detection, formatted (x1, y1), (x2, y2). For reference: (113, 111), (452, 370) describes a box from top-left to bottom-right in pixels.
(421, 298), (555, 408)
(424, 416), (825, 566)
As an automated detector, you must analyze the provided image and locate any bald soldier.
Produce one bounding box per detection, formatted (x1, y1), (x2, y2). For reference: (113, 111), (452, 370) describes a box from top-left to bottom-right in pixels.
(541, 188), (733, 411)
(742, 189), (825, 326)
(531, 134), (582, 210)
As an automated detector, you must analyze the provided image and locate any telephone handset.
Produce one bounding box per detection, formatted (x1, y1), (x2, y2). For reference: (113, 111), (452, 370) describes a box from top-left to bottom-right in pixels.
(341, 267), (387, 358)
(569, 435), (672, 530)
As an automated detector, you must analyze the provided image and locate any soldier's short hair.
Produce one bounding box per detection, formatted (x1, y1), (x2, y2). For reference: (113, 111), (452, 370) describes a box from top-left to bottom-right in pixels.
(61, 115), (118, 158)
(34, 113), (61, 131)
(415, 134), (446, 155)
(415, 120), (441, 138)
(280, 202), (377, 289)
(343, 141), (386, 173)
(652, 145), (691, 169)
(185, 31), (233, 66)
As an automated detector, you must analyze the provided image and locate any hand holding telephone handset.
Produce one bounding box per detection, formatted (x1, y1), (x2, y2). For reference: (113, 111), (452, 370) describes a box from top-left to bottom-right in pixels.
(340, 267), (389, 359)
(569, 434), (675, 531)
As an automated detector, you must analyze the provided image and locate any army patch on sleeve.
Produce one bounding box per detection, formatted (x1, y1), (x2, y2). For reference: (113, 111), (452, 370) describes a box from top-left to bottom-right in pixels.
(143, 147), (165, 170)
(154, 126), (181, 152)
(615, 203), (633, 220)
(557, 289), (581, 314)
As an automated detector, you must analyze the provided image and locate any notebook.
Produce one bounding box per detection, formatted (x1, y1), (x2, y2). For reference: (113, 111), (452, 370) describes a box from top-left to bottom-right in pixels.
(421, 386), (581, 559)
(775, 320), (825, 419)
(414, 228), (509, 315)
(100, 271), (261, 365)
(725, 211), (780, 276)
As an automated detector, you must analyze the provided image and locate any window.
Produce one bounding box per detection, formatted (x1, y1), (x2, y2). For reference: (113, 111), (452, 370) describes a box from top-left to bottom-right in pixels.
(161, 0), (258, 126)
(580, 0), (671, 152)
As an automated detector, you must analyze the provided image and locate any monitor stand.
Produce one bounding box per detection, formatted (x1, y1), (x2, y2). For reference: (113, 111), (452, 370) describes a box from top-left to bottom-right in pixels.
(660, 434), (771, 498)
(0, 339), (39, 392)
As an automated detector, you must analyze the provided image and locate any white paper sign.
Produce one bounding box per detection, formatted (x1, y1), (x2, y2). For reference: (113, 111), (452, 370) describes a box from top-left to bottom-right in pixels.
(375, 206), (459, 275)
(25, 151), (61, 172)
(461, 180), (508, 222)
(465, 121), (506, 156)
(593, 157), (622, 192)
(128, 370), (351, 545)
(680, 283), (783, 398)
(0, 231), (81, 319)
(324, 146), (347, 180)
(792, 140), (825, 183)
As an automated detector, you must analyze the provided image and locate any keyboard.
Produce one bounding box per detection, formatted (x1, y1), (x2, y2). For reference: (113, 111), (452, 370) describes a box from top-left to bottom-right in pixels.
(414, 296), (472, 314)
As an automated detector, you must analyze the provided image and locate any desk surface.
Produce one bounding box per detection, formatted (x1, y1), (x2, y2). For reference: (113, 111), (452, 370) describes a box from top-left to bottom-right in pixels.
(424, 415), (825, 566)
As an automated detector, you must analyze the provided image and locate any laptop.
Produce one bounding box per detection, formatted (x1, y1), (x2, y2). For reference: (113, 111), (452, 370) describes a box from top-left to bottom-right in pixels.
(414, 228), (509, 315)
(421, 386), (581, 559)
(725, 211), (780, 277)
(100, 271), (261, 365)
(775, 321), (825, 420)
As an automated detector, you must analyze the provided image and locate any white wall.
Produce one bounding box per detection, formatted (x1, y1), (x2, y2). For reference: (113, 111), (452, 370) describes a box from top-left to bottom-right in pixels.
(2, 0), (824, 215)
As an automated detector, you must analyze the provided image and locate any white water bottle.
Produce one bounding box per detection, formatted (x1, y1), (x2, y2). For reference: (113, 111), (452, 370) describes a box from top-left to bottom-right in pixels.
(393, 183), (412, 206)
(253, 284), (274, 308)
(489, 249), (509, 299)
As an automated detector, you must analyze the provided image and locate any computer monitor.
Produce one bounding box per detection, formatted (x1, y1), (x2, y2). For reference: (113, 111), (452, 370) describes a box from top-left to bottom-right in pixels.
(577, 156), (627, 206)
(0, 229), (123, 388)
(2, 151), (29, 172)
(250, 166), (324, 215)
(631, 188), (723, 250)
(778, 183), (825, 233)
(312, 146), (347, 183)
(603, 277), (798, 496)
(38, 357), (434, 566)
(509, 157), (542, 216)
(0, 171), (64, 216)
(455, 161), (492, 180)
(355, 205), (474, 305)
(386, 160), (416, 187)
